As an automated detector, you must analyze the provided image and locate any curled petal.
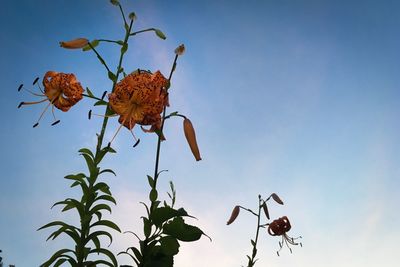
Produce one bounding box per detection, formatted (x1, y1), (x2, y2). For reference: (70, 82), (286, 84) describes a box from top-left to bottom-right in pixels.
(227, 205), (240, 225)
(60, 38), (89, 49)
(183, 118), (201, 161)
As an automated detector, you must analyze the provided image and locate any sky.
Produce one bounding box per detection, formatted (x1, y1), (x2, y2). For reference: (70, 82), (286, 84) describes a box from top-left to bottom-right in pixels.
(0, 0), (399, 266)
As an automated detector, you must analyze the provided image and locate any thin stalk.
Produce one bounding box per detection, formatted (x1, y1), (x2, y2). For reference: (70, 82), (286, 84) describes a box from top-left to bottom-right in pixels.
(248, 195), (263, 267)
(151, 54), (179, 208)
(95, 19), (134, 156)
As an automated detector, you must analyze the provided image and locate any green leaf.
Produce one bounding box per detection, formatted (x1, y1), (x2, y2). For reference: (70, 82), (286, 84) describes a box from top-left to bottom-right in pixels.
(86, 87), (94, 97)
(78, 148), (94, 159)
(90, 203), (112, 215)
(160, 236), (180, 256)
(143, 217), (151, 238)
(149, 189), (158, 202)
(147, 175), (155, 188)
(99, 169), (117, 176)
(87, 230), (113, 247)
(41, 249), (76, 267)
(154, 29), (166, 40)
(95, 194), (117, 205)
(89, 248), (118, 267)
(163, 217), (204, 242)
(64, 173), (86, 181)
(108, 71), (117, 82)
(94, 99), (108, 106)
(94, 182), (112, 195)
(116, 40), (124, 45)
(81, 153), (97, 176)
(90, 220), (121, 232)
(150, 207), (191, 227)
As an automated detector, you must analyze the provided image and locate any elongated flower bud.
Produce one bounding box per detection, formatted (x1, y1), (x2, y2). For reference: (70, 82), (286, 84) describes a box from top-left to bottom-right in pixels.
(262, 201), (270, 220)
(227, 205), (240, 225)
(59, 38), (89, 49)
(183, 118), (201, 161)
(271, 193), (284, 205)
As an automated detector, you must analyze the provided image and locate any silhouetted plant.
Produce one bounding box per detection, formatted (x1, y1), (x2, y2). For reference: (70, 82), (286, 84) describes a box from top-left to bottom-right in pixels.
(227, 193), (302, 267)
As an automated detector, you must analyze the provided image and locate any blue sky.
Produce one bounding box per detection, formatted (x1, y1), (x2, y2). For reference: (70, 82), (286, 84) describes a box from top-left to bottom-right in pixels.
(1, 0), (399, 266)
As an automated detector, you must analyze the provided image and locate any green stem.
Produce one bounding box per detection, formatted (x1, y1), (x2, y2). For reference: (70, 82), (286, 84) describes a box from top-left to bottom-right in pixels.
(88, 43), (111, 73)
(248, 195), (263, 267)
(150, 54), (180, 211)
(95, 19), (134, 156)
(130, 28), (156, 36)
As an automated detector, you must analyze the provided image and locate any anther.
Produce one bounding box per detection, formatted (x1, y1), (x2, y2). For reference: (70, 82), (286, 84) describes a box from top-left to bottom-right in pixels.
(289, 248), (292, 254)
(88, 110), (92, 120)
(137, 68), (141, 74)
(51, 120), (60, 126)
(277, 251), (280, 257)
(32, 77), (39, 85)
(33, 122), (39, 128)
(101, 91), (107, 100)
(18, 102), (24, 108)
(133, 139), (140, 148)
(300, 243), (303, 247)
(107, 142), (111, 148)
(18, 84), (23, 92)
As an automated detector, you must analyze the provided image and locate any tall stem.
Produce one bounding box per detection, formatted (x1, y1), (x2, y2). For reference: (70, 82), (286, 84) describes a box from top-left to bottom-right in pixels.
(248, 195), (263, 267)
(151, 54), (179, 211)
(95, 20), (133, 156)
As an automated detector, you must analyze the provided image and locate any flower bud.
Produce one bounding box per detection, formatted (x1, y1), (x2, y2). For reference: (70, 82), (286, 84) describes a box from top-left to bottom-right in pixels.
(262, 201), (270, 220)
(271, 193), (284, 205)
(59, 38), (89, 49)
(183, 118), (201, 161)
(226, 205), (240, 225)
(175, 44), (185, 55)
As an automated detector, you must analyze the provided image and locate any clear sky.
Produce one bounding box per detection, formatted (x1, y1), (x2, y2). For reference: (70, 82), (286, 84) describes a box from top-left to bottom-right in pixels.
(1, 0), (399, 266)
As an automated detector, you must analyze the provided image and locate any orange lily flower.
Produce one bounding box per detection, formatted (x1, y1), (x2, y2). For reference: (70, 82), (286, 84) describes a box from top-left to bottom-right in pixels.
(18, 71), (84, 127)
(108, 70), (169, 141)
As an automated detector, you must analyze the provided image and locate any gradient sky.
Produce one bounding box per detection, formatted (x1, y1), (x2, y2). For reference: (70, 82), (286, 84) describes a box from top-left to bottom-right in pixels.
(1, 0), (399, 266)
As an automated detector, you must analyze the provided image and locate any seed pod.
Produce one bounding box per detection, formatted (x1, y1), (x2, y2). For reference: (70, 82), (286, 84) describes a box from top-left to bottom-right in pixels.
(227, 205), (240, 225)
(183, 118), (201, 161)
(59, 38), (89, 49)
(262, 201), (270, 220)
(271, 193), (284, 205)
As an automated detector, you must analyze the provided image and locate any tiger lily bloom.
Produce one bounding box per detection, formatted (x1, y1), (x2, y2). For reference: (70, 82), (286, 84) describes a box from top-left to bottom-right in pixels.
(268, 216), (302, 256)
(108, 69), (169, 143)
(18, 71), (84, 127)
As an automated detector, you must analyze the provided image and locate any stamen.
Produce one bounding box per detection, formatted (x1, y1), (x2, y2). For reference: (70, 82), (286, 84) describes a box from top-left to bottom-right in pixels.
(22, 87), (45, 97)
(32, 77), (39, 85)
(33, 123), (39, 128)
(18, 99), (48, 106)
(289, 248), (292, 254)
(37, 84), (44, 94)
(34, 101), (52, 127)
(51, 120), (60, 126)
(277, 251), (280, 257)
(300, 243), (303, 247)
(18, 84), (23, 91)
(88, 110), (92, 120)
(109, 122), (124, 144)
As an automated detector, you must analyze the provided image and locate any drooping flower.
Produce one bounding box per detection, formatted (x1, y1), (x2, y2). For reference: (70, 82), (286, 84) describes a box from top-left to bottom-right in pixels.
(18, 71), (84, 127)
(108, 69), (169, 141)
(268, 216), (302, 255)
